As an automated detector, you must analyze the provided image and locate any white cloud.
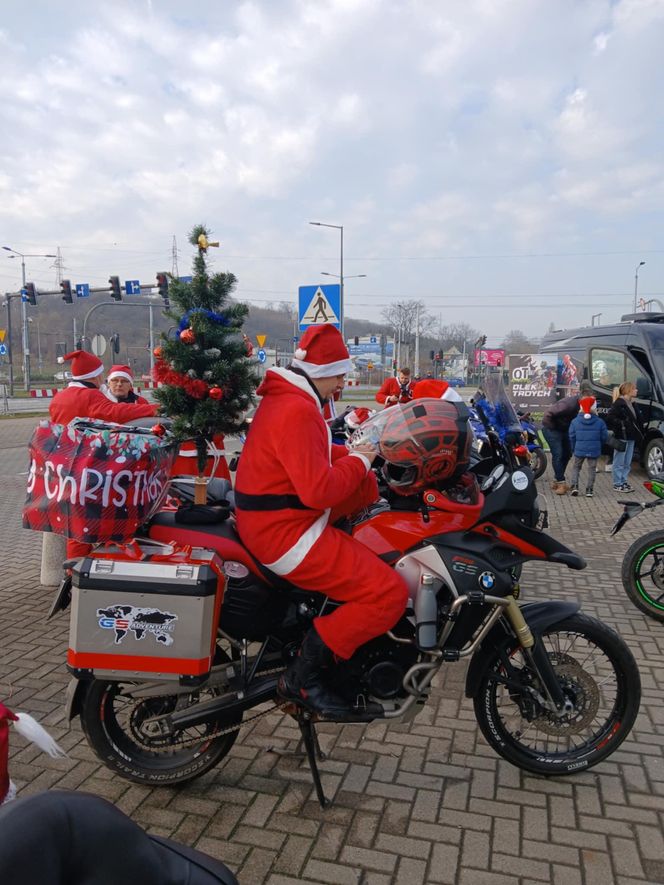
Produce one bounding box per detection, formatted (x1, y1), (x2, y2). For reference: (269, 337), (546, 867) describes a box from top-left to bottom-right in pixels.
(0, 0), (663, 339)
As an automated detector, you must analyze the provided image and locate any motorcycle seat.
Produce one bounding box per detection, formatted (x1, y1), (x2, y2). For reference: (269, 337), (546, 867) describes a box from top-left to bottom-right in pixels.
(0, 790), (238, 885)
(170, 477), (234, 508)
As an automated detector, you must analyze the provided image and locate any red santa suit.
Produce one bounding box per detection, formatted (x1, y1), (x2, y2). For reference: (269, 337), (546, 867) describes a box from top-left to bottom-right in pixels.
(49, 351), (157, 559)
(375, 375), (413, 407)
(235, 336), (407, 661)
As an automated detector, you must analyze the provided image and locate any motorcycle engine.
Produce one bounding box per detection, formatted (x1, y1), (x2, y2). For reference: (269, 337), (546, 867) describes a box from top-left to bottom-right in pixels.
(342, 630), (420, 700)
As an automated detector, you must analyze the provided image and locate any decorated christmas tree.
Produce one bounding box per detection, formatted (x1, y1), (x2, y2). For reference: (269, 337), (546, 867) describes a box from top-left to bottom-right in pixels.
(152, 225), (258, 501)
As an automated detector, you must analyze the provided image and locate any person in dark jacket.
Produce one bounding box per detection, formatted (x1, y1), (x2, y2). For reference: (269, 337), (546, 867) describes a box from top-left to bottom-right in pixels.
(568, 397), (608, 497)
(606, 381), (643, 492)
(542, 379), (593, 494)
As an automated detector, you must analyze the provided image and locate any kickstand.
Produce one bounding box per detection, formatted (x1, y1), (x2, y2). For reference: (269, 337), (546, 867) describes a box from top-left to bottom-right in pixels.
(297, 711), (329, 808)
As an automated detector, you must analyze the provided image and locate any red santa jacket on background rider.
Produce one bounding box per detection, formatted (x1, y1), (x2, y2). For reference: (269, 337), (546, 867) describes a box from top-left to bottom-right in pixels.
(48, 351), (157, 559)
(375, 373), (413, 407)
(234, 325), (407, 661)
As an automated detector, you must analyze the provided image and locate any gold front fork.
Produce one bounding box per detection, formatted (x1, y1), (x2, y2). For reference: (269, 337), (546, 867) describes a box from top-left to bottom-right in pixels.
(504, 596), (534, 649)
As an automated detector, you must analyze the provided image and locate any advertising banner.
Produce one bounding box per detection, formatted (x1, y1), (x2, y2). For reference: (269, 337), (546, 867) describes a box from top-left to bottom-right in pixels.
(474, 348), (505, 368)
(509, 354), (558, 411)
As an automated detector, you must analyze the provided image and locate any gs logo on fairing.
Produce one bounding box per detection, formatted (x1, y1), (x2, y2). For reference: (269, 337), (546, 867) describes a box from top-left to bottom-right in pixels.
(479, 571), (496, 590)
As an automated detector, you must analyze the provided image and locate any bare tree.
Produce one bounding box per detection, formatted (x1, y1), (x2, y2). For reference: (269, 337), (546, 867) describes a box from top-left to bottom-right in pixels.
(501, 329), (538, 354)
(437, 322), (480, 352)
(382, 300), (431, 344)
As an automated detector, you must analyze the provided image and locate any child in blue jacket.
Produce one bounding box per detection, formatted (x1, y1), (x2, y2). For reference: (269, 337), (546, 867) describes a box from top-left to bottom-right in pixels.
(568, 397), (608, 497)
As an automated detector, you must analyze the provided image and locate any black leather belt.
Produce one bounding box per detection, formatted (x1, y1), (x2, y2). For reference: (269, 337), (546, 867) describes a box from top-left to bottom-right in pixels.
(234, 490), (312, 511)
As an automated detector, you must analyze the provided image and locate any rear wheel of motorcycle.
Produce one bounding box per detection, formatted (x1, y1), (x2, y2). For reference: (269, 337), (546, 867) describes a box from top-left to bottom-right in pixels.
(473, 613), (640, 776)
(79, 651), (243, 786)
(622, 531), (664, 622)
(529, 449), (547, 480)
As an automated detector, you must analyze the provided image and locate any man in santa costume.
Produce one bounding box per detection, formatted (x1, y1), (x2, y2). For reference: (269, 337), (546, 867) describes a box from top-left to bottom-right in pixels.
(235, 325), (408, 720)
(375, 367), (413, 408)
(49, 351), (157, 559)
(104, 364), (149, 404)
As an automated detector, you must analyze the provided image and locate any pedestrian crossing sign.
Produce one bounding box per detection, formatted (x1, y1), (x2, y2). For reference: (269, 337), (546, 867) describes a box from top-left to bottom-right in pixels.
(298, 284), (341, 330)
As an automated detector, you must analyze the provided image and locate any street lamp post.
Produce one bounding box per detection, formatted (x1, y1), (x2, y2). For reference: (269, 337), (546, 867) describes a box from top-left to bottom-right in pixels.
(3, 245), (56, 390)
(309, 222), (344, 339)
(634, 261), (646, 313)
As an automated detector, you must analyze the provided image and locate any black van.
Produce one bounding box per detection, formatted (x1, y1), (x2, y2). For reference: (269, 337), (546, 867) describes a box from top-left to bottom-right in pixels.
(541, 313), (664, 478)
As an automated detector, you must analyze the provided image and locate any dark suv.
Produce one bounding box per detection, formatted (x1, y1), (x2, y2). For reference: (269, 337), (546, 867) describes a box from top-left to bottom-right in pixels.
(541, 313), (664, 478)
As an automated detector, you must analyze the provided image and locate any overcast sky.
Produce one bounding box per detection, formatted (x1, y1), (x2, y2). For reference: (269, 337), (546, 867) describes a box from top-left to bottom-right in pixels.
(1, 0), (663, 344)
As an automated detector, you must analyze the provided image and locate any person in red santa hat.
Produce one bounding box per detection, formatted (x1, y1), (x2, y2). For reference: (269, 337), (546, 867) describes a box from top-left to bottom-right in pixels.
(104, 365), (149, 405)
(234, 325), (408, 720)
(49, 351), (158, 559)
(375, 367), (413, 408)
(412, 377), (464, 403)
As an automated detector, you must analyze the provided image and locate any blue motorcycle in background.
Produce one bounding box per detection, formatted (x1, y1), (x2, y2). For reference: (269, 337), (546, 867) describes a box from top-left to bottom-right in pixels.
(469, 394), (548, 480)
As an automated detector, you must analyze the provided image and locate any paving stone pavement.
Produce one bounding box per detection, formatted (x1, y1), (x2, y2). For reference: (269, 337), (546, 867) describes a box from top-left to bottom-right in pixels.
(3, 416), (664, 885)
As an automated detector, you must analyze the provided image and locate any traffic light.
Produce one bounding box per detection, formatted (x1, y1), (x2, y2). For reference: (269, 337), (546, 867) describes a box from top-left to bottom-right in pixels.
(109, 275), (122, 301)
(110, 333), (120, 354)
(60, 279), (73, 304)
(429, 350), (435, 361)
(24, 283), (37, 306)
(156, 272), (169, 307)
(354, 336), (359, 346)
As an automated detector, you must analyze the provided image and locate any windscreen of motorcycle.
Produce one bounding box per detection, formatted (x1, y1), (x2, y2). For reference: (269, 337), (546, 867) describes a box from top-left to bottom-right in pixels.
(475, 368), (522, 437)
(347, 399), (469, 471)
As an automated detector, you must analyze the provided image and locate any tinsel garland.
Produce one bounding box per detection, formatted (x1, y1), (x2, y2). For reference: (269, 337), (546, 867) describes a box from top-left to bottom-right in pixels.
(153, 359), (210, 399)
(177, 308), (230, 338)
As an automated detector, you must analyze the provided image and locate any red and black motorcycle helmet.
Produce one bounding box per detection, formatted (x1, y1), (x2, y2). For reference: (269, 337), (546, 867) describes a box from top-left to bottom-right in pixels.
(350, 398), (471, 496)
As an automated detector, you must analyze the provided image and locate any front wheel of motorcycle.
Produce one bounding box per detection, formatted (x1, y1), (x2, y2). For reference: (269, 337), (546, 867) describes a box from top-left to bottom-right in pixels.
(621, 530), (664, 622)
(473, 613), (640, 776)
(79, 651), (243, 786)
(529, 448), (547, 480)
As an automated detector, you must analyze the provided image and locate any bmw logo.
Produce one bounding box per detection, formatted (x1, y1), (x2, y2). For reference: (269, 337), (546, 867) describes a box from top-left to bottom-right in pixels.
(479, 571), (495, 590)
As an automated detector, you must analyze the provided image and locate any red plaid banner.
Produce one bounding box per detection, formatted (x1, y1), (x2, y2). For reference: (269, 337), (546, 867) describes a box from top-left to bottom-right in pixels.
(23, 420), (177, 543)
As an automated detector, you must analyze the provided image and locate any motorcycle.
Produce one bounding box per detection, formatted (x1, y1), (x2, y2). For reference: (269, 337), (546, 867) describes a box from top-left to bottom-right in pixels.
(612, 476), (664, 621)
(469, 397), (547, 480)
(52, 388), (641, 808)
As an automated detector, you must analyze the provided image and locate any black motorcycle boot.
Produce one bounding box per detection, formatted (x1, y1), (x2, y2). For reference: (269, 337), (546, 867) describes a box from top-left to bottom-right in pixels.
(278, 629), (381, 722)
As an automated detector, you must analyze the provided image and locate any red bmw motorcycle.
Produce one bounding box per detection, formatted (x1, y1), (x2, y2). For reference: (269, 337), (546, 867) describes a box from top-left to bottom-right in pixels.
(55, 395), (641, 808)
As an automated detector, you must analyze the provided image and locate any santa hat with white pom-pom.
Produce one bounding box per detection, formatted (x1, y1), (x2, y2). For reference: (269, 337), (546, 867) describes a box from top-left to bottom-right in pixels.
(56, 350), (104, 381)
(291, 325), (354, 378)
(0, 702), (66, 805)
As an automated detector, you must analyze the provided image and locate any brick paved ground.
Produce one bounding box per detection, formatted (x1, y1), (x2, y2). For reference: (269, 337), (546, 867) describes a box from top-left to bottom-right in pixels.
(3, 415), (664, 884)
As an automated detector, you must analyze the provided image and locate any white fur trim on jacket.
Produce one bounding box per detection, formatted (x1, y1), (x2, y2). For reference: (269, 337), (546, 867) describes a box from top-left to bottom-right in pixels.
(290, 356), (354, 378)
(267, 367), (323, 408)
(263, 509), (331, 575)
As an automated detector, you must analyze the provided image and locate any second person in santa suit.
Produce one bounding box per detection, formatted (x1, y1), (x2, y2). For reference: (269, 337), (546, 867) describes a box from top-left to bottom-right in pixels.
(103, 365), (150, 405)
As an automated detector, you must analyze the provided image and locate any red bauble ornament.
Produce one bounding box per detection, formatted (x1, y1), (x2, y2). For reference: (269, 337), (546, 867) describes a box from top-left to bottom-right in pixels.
(150, 424), (166, 437)
(153, 346), (163, 359)
(180, 328), (196, 345)
(209, 386), (223, 400)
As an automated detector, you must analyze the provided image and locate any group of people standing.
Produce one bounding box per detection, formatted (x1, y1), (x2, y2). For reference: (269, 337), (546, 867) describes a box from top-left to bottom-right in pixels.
(542, 380), (643, 497)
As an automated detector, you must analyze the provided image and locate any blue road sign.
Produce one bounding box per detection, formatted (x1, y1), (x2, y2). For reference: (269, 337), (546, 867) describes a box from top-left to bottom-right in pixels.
(179, 275), (193, 283)
(76, 283), (90, 298)
(125, 280), (141, 294)
(0, 344), (6, 356)
(298, 284), (341, 330)
(20, 288), (27, 303)
(257, 349), (267, 363)
(370, 336), (377, 344)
